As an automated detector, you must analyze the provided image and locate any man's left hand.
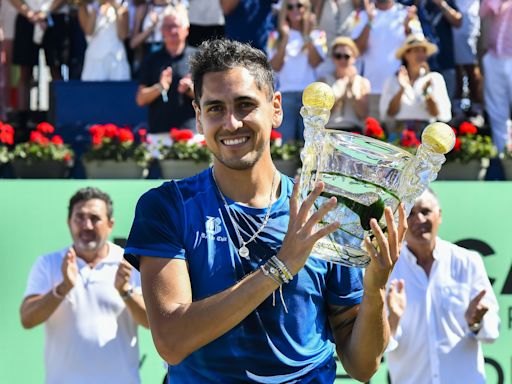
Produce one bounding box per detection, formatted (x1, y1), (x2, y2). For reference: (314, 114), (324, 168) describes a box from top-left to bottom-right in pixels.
(363, 205), (407, 296)
(465, 289), (488, 328)
(115, 260), (133, 295)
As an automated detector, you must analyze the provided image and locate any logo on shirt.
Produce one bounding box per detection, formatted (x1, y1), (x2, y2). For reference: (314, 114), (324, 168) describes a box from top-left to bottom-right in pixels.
(199, 216), (228, 242)
(205, 216), (222, 236)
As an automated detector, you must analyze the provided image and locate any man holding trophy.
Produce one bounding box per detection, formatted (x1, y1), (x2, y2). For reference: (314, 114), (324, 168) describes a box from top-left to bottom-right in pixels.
(123, 39), (455, 383)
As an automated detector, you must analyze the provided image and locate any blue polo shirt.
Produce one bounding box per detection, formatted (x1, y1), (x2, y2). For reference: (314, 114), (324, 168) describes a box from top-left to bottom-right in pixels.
(125, 168), (363, 383)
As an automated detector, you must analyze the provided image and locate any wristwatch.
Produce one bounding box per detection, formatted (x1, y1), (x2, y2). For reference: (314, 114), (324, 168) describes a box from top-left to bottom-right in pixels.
(120, 287), (134, 301)
(469, 322), (482, 333)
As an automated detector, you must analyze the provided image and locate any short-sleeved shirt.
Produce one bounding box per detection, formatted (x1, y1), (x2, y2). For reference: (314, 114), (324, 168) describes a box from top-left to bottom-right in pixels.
(24, 242), (142, 384)
(125, 168), (364, 383)
(139, 45), (196, 133)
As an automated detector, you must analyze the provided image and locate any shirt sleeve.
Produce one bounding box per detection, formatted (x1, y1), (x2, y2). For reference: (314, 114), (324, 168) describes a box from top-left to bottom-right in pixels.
(467, 252), (500, 343)
(24, 254), (54, 298)
(351, 11), (369, 40)
(430, 72), (452, 122)
(379, 75), (399, 121)
(325, 264), (364, 307)
(124, 182), (186, 271)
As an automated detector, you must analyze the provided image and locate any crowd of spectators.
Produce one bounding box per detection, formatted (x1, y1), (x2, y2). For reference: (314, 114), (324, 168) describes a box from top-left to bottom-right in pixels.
(0, 0), (510, 151)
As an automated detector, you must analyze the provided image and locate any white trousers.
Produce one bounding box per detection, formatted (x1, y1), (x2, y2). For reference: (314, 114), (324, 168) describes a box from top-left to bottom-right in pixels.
(482, 52), (512, 152)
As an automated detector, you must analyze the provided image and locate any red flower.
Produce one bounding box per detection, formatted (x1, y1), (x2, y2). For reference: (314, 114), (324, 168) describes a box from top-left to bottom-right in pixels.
(199, 140), (207, 146)
(89, 124), (105, 137)
(103, 124), (118, 138)
(401, 129), (420, 147)
(30, 131), (46, 144)
(118, 128), (134, 142)
(453, 137), (461, 151)
(270, 129), (282, 141)
(0, 123), (14, 135)
(63, 152), (72, 161)
(138, 128), (147, 143)
(36, 122), (55, 134)
(92, 134), (103, 146)
(51, 135), (64, 145)
(0, 123), (14, 145)
(452, 127), (458, 136)
(458, 121), (477, 135)
(170, 128), (194, 142)
(364, 117), (385, 139)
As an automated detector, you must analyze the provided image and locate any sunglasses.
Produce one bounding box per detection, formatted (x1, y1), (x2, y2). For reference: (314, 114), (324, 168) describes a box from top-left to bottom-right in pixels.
(287, 3), (304, 10)
(333, 53), (351, 60)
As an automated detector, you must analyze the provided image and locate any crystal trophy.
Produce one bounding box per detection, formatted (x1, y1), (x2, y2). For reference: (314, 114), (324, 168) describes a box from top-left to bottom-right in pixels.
(299, 82), (455, 267)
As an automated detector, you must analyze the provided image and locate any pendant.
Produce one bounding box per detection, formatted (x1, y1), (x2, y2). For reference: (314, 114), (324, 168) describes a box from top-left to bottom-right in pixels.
(239, 246), (250, 259)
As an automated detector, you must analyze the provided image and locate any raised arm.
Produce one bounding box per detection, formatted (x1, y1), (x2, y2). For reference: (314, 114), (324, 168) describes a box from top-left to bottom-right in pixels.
(220, 0), (240, 14)
(140, 181), (339, 365)
(20, 248), (78, 329)
(136, 66), (172, 106)
(115, 260), (149, 328)
(328, 205), (407, 382)
(78, 3), (96, 36)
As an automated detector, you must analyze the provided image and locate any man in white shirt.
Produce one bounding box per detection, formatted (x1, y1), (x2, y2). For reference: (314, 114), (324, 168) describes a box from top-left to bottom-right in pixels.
(386, 189), (500, 384)
(20, 187), (149, 384)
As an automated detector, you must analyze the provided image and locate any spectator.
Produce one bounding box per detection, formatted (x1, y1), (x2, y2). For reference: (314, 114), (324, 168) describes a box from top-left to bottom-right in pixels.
(386, 189), (500, 384)
(221, 0), (274, 52)
(405, 0), (462, 103)
(10, 0), (69, 110)
(313, 0), (361, 79)
(135, 4), (196, 140)
(319, 36), (370, 131)
(124, 38), (407, 384)
(20, 187), (149, 384)
(0, 0), (17, 113)
(187, 0), (225, 47)
(269, 0), (326, 142)
(130, 0), (170, 56)
(480, 0), (512, 153)
(79, 0), (131, 81)
(380, 34), (451, 134)
(452, 0), (482, 117)
(351, 0), (421, 121)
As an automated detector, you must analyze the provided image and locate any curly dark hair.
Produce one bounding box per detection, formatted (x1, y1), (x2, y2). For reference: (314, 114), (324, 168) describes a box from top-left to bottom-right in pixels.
(189, 39), (275, 104)
(68, 187), (113, 219)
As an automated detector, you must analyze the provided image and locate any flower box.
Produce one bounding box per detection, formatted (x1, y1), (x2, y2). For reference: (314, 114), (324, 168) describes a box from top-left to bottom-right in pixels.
(436, 158), (489, 181)
(83, 159), (148, 179)
(11, 159), (70, 179)
(159, 159), (209, 179)
(501, 158), (512, 180)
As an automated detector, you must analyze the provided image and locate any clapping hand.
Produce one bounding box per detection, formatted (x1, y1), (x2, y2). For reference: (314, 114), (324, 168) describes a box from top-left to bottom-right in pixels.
(397, 66), (410, 89)
(465, 290), (489, 328)
(61, 247), (78, 292)
(115, 259), (133, 295)
(159, 66), (172, 92)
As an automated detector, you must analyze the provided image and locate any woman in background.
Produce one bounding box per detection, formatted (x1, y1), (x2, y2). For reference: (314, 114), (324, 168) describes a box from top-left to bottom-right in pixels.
(319, 36), (370, 132)
(268, 0), (326, 142)
(380, 34), (451, 135)
(79, 0), (131, 80)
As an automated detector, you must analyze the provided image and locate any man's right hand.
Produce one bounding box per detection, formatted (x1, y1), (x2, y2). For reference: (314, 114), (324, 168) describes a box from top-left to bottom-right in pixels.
(60, 247), (78, 294)
(387, 279), (406, 336)
(278, 181), (338, 276)
(160, 66), (173, 92)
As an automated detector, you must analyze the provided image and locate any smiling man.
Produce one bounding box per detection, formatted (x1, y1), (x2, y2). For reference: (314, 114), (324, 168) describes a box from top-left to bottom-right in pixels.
(125, 39), (407, 383)
(386, 189), (500, 384)
(20, 187), (148, 384)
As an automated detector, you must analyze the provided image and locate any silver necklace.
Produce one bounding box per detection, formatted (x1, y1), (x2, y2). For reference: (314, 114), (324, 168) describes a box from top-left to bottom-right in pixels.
(212, 167), (277, 259)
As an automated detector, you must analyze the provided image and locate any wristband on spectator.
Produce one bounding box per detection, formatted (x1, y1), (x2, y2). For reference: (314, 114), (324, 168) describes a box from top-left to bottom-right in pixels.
(366, 20), (373, 29)
(52, 284), (65, 299)
(120, 287), (134, 300)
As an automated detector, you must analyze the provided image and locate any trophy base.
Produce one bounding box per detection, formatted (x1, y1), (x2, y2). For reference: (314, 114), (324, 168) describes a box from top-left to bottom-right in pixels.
(311, 235), (371, 268)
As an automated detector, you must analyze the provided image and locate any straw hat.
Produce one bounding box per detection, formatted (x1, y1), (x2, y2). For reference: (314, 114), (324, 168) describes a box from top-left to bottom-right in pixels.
(395, 34), (438, 59)
(331, 36), (360, 58)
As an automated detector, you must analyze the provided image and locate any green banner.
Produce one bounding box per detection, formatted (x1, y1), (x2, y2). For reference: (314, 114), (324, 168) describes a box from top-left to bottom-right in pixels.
(0, 181), (510, 383)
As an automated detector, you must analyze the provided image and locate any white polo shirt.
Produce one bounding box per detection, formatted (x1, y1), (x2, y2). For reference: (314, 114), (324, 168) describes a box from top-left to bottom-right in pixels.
(24, 242), (142, 384)
(386, 239), (500, 384)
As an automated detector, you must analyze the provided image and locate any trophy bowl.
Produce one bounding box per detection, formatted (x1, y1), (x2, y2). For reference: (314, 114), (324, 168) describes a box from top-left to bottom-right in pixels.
(299, 82), (455, 267)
